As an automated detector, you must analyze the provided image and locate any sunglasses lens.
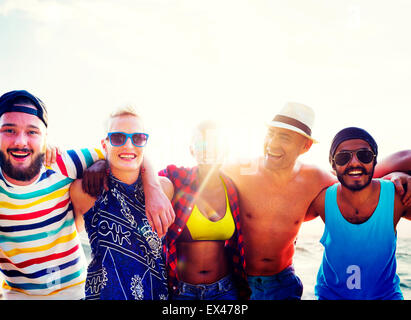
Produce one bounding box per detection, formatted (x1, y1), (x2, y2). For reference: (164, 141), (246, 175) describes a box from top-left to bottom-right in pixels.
(132, 133), (148, 147)
(334, 150), (375, 166)
(110, 133), (126, 146)
(334, 152), (352, 166)
(357, 150), (374, 164)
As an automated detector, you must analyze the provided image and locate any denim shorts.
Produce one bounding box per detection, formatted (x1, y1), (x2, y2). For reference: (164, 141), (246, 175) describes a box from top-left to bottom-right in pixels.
(171, 275), (239, 300)
(247, 265), (303, 300)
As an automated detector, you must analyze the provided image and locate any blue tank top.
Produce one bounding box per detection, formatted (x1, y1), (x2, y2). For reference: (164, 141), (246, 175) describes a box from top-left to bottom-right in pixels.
(315, 179), (403, 300)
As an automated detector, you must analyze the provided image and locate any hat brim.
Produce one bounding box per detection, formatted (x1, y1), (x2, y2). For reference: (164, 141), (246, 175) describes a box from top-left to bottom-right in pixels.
(267, 121), (318, 144)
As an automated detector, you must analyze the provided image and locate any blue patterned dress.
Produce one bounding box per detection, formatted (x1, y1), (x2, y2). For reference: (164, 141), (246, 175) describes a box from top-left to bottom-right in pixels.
(83, 174), (168, 300)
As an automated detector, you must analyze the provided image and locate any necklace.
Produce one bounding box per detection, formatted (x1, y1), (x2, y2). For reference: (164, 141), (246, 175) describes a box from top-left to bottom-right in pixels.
(339, 183), (379, 223)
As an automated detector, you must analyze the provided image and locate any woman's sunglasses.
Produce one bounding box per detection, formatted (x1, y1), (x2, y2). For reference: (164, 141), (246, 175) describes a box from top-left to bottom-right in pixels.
(333, 149), (376, 166)
(107, 132), (149, 147)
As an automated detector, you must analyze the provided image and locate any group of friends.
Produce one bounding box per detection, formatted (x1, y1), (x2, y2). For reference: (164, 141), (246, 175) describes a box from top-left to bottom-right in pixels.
(0, 89), (410, 300)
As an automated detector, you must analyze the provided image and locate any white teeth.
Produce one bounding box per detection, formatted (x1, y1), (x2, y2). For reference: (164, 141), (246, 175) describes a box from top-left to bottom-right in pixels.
(119, 154), (136, 159)
(11, 152), (29, 158)
(348, 170), (363, 175)
(267, 151), (282, 157)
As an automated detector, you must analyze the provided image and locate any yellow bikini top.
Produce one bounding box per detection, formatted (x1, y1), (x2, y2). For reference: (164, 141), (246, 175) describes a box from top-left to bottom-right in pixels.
(185, 179), (235, 241)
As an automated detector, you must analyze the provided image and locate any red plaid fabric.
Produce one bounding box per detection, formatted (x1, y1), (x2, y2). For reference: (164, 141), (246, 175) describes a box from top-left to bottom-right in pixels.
(159, 165), (250, 300)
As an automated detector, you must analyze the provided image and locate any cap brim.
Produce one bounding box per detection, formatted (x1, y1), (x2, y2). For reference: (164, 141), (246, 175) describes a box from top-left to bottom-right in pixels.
(267, 121), (318, 144)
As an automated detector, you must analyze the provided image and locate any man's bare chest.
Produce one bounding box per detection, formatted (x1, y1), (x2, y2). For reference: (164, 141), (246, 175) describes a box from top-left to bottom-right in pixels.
(237, 179), (312, 223)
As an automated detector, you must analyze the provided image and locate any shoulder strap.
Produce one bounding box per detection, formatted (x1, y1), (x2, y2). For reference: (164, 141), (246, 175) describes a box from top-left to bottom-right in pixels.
(374, 179), (395, 232)
(324, 183), (339, 225)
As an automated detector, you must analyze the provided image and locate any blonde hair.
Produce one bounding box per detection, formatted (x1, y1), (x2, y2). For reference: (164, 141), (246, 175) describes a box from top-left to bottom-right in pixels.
(105, 105), (143, 133)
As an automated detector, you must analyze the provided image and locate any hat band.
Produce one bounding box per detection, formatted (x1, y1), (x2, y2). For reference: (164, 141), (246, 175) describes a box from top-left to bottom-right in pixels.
(1, 105), (47, 127)
(5, 105), (39, 116)
(273, 115), (312, 136)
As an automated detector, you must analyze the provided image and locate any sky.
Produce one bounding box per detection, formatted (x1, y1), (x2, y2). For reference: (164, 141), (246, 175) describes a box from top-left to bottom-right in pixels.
(1, 0), (410, 233)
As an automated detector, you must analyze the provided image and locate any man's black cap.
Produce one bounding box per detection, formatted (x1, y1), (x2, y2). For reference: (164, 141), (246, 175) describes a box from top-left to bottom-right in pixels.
(329, 126), (378, 164)
(0, 90), (48, 127)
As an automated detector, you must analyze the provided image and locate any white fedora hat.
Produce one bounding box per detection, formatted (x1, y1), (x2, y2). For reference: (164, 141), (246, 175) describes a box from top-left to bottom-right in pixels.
(267, 102), (318, 143)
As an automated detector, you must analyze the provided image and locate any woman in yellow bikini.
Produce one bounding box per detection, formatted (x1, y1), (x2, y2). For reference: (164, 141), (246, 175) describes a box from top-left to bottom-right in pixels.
(160, 120), (250, 300)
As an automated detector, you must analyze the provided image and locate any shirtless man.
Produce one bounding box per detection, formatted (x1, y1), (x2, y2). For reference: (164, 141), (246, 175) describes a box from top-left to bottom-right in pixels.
(222, 102), (411, 300)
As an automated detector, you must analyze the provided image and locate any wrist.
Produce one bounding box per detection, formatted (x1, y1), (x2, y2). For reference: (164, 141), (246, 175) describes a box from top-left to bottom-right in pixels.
(142, 173), (161, 190)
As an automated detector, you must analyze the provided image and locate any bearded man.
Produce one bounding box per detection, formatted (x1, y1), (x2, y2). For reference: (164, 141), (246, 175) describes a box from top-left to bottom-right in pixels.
(307, 127), (411, 299)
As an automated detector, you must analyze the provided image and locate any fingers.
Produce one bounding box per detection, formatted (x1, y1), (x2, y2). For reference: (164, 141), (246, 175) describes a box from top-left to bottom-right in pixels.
(160, 205), (175, 236)
(81, 176), (94, 197)
(44, 146), (60, 167)
(391, 175), (411, 206)
(145, 213), (155, 234)
(81, 160), (108, 197)
(162, 208), (173, 236)
(167, 206), (176, 224)
(103, 175), (109, 192)
(150, 212), (165, 238)
(392, 178), (404, 196)
(45, 147), (52, 167)
(81, 172), (101, 197)
(51, 147), (59, 164)
(146, 204), (175, 238)
(402, 180), (411, 207)
(403, 194), (411, 207)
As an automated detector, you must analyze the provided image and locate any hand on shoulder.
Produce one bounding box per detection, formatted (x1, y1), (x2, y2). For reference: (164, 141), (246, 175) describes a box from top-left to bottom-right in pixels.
(69, 179), (97, 216)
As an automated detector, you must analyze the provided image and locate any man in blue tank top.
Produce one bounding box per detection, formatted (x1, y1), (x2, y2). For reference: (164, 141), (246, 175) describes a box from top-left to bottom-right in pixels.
(306, 127), (411, 300)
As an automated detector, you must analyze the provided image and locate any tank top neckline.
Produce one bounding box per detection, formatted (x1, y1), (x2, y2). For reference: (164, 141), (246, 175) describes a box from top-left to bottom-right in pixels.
(334, 179), (383, 226)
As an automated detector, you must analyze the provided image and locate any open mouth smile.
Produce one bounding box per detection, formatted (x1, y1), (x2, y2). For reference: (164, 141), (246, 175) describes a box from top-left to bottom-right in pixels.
(9, 150), (32, 161)
(266, 150), (283, 160)
(118, 153), (137, 160)
(345, 168), (367, 177)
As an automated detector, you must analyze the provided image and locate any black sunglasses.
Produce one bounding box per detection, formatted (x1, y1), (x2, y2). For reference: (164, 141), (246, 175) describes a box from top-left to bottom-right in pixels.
(333, 149), (376, 166)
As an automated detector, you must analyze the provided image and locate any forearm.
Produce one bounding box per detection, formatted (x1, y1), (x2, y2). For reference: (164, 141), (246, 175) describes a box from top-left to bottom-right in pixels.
(49, 148), (105, 179)
(140, 156), (175, 237)
(141, 156), (162, 190)
(374, 150), (411, 178)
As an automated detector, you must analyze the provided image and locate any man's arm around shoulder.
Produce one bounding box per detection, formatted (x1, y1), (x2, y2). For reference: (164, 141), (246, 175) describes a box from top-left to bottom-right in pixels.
(374, 150), (411, 177)
(305, 187), (327, 222)
(302, 164), (336, 222)
(374, 151), (411, 207)
(141, 156), (175, 238)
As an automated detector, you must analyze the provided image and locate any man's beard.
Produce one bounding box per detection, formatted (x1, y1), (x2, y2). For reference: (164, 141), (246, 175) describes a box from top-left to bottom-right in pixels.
(336, 165), (375, 192)
(0, 149), (45, 182)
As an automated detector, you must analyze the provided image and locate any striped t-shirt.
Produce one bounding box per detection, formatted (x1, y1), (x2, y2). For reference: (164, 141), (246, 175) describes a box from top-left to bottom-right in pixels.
(0, 148), (104, 299)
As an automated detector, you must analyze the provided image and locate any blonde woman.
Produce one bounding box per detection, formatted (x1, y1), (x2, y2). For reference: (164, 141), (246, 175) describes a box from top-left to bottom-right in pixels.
(70, 107), (173, 300)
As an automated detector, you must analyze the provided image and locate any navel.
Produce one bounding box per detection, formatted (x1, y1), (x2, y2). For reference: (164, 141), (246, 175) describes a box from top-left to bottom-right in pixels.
(244, 212), (253, 219)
